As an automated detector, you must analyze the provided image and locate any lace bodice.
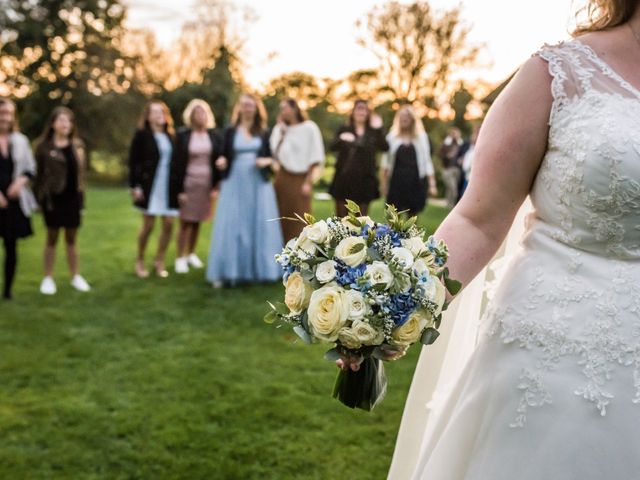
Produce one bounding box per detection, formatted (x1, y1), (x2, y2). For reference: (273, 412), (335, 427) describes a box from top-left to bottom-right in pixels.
(529, 41), (640, 259)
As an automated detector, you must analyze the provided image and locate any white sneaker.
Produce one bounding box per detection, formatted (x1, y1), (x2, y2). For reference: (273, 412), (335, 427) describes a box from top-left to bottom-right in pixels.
(71, 274), (91, 292)
(175, 257), (189, 274)
(188, 253), (204, 269)
(40, 276), (57, 295)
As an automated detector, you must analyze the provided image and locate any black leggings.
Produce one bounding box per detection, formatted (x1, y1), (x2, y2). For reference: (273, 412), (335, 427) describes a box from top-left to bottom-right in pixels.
(3, 237), (17, 298)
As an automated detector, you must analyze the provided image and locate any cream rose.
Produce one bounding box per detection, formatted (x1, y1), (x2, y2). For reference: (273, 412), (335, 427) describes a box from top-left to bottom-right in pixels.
(391, 247), (415, 270)
(307, 285), (351, 342)
(338, 327), (362, 349)
(351, 320), (384, 346)
(392, 309), (431, 346)
(346, 289), (368, 320)
(303, 220), (329, 245)
(316, 260), (337, 283)
(432, 277), (447, 316)
(401, 237), (427, 257)
(284, 272), (313, 314)
(341, 216), (375, 233)
(335, 236), (368, 267)
(366, 261), (394, 289)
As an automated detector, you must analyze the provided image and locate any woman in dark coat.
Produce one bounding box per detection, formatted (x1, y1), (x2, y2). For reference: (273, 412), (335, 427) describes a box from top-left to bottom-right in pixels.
(34, 107), (90, 295)
(329, 99), (389, 217)
(128, 101), (179, 278)
(172, 99), (222, 274)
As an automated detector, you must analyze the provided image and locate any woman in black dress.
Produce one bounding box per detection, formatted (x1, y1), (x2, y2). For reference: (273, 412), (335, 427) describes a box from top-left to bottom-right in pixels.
(329, 99), (389, 217)
(34, 107), (90, 295)
(381, 105), (437, 217)
(0, 98), (37, 300)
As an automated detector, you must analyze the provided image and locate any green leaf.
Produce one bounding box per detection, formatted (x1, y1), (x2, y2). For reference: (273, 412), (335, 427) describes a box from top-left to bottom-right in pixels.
(444, 277), (462, 296)
(264, 311), (278, 324)
(304, 213), (317, 224)
(324, 348), (341, 361)
(346, 216), (362, 228)
(348, 242), (366, 255)
(293, 325), (313, 344)
(420, 327), (440, 346)
(345, 199), (361, 215)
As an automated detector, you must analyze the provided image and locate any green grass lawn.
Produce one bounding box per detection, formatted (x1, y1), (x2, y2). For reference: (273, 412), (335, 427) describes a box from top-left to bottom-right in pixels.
(0, 187), (447, 480)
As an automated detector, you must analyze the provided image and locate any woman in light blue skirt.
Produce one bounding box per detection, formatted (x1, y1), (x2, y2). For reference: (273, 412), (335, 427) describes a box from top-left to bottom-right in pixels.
(206, 94), (283, 286)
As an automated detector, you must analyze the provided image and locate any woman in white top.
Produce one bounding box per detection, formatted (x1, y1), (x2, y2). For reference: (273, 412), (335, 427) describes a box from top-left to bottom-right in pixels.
(270, 97), (325, 242)
(381, 105), (437, 217)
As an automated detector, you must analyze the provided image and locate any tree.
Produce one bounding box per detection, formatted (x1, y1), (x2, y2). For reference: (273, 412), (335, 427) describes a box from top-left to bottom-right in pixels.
(0, 0), (132, 144)
(357, 1), (480, 111)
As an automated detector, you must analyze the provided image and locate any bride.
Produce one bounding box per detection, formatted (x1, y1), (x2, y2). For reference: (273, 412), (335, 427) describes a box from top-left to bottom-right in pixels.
(388, 1), (640, 479)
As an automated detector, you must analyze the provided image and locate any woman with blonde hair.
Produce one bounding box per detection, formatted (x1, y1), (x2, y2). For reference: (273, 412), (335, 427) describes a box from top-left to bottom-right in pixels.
(173, 99), (221, 274)
(34, 107), (90, 295)
(128, 100), (179, 278)
(381, 105), (437, 217)
(206, 93), (283, 287)
(385, 0), (640, 478)
(0, 98), (37, 299)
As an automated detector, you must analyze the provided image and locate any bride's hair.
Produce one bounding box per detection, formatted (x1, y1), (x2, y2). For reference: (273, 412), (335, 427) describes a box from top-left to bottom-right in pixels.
(574, 0), (638, 34)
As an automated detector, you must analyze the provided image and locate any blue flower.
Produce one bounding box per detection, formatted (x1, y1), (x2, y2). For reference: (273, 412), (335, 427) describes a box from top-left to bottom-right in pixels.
(386, 292), (417, 327)
(375, 225), (402, 247)
(282, 264), (297, 283)
(335, 261), (367, 289)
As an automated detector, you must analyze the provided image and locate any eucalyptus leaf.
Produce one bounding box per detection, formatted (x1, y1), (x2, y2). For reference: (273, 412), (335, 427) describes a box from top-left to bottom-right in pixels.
(349, 242), (366, 255)
(294, 325), (313, 344)
(444, 276), (462, 295)
(324, 348), (341, 361)
(345, 199), (361, 215)
(304, 213), (317, 224)
(420, 327), (440, 346)
(264, 311), (278, 324)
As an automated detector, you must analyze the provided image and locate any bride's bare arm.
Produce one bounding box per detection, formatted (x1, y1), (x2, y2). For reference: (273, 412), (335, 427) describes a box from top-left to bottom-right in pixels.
(436, 56), (553, 291)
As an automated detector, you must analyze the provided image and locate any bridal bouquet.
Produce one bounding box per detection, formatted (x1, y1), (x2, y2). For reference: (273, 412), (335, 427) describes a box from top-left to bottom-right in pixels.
(265, 201), (460, 411)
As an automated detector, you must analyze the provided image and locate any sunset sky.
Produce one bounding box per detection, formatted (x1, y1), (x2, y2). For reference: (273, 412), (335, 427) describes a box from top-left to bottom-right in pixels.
(126, 0), (580, 88)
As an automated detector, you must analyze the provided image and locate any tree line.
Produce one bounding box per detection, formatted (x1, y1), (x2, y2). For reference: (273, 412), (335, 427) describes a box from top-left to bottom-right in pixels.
(0, 0), (486, 180)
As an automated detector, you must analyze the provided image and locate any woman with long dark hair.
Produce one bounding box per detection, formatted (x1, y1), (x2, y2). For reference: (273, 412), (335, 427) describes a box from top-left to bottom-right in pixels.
(173, 99), (221, 274)
(206, 93), (283, 287)
(34, 107), (90, 295)
(128, 101), (179, 278)
(329, 99), (388, 217)
(0, 98), (37, 299)
(270, 97), (325, 242)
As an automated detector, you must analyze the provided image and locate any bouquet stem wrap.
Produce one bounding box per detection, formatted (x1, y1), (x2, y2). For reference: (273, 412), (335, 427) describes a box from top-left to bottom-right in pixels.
(332, 357), (388, 411)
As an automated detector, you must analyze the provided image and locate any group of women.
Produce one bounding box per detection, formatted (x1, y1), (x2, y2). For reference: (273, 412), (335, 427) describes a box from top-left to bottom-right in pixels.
(0, 94), (438, 298)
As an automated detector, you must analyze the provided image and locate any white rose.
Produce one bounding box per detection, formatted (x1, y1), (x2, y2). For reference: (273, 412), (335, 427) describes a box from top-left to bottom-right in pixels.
(341, 216), (375, 233)
(433, 277), (447, 316)
(307, 285), (351, 342)
(335, 237), (368, 267)
(392, 309), (431, 346)
(365, 261), (394, 290)
(316, 260), (337, 283)
(391, 247), (415, 270)
(285, 238), (297, 251)
(351, 320), (384, 346)
(338, 327), (362, 350)
(284, 272), (313, 314)
(295, 229), (318, 256)
(401, 237), (427, 257)
(346, 289), (368, 320)
(413, 258), (431, 277)
(303, 220), (329, 245)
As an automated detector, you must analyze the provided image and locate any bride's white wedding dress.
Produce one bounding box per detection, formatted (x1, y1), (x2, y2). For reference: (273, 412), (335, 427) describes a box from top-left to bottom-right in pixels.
(390, 40), (640, 480)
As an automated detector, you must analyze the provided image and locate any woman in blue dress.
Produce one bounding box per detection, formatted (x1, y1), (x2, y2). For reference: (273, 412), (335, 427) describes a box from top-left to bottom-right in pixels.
(206, 93), (283, 287)
(128, 101), (179, 278)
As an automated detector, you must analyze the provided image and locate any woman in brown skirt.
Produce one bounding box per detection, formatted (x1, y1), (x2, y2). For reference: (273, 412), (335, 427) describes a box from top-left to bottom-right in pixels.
(269, 98), (325, 242)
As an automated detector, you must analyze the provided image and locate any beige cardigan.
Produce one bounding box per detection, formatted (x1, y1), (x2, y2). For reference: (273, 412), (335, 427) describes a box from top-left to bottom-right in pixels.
(9, 132), (38, 217)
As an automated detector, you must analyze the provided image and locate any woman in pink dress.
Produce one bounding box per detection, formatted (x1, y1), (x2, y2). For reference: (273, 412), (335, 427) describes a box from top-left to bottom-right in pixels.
(172, 99), (221, 274)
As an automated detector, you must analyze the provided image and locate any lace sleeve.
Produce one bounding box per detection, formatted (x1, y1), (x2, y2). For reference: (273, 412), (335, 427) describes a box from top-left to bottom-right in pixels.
(534, 44), (574, 125)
